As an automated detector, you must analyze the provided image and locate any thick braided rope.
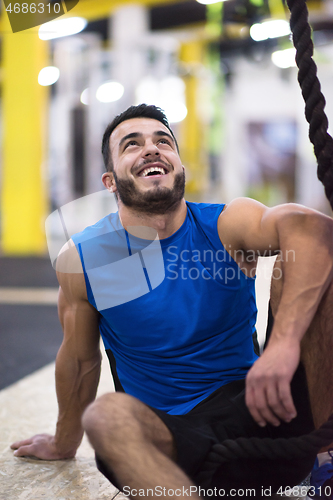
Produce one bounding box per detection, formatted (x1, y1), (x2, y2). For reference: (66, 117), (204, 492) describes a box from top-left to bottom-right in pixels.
(196, 414), (333, 485)
(285, 0), (333, 209)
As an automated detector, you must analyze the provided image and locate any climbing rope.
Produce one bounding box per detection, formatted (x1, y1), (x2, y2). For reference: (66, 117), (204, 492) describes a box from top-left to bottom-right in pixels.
(197, 415), (333, 485)
(286, 0), (333, 209)
(196, 0), (333, 483)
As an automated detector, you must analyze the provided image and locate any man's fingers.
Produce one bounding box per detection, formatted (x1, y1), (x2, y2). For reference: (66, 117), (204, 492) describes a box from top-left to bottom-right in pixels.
(247, 379), (298, 427)
(246, 380), (266, 425)
(266, 378), (297, 423)
(277, 380), (297, 420)
(246, 384), (278, 427)
(252, 385), (281, 426)
(245, 341), (300, 427)
(266, 382), (295, 423)
(263, 384), (286, 426)
(11, 438), (33, 450)
(11, 434), (75, 461)
(13, 444), (37, 457)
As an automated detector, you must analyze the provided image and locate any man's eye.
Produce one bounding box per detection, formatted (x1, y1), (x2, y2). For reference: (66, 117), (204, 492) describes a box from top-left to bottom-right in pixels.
(125, 141), (138, 149)
(159, 139), (171, 146)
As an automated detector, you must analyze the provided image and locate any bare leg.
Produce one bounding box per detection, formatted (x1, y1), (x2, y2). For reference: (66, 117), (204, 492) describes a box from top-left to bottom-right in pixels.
(82, 392), (201, 499)
(270, 258), (333, 436)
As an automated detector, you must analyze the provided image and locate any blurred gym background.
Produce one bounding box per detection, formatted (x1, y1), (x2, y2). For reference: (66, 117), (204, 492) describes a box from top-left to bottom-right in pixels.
(1, 0), (333, 390)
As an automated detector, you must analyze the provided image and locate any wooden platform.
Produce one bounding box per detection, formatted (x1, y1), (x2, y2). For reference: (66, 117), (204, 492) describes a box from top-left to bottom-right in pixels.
(0, 349), (128, 500)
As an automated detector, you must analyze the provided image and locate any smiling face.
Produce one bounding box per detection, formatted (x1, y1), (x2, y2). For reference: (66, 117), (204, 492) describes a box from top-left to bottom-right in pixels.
(102, 118), (185, 215)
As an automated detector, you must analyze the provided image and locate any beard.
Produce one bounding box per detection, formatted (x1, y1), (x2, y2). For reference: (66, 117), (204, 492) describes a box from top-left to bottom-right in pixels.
(113, 170), (186, 216)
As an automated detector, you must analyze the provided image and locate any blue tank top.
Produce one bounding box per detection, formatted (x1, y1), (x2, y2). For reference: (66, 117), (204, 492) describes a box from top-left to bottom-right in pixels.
(72, 201), (258, 415)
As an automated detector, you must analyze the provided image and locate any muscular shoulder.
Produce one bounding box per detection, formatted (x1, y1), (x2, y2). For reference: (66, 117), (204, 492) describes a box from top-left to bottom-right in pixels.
(220, 197), (266, 222)
(218, 198), (268, 248)
(218, 197), (325, 253)
(56, 239), (88, 304)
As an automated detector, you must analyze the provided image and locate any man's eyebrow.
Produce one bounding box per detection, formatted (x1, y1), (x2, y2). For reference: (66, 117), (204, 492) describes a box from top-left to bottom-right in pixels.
(119, 132), (143, 149)
(154, 130), (175, 144)
(118, 130), (176, 150)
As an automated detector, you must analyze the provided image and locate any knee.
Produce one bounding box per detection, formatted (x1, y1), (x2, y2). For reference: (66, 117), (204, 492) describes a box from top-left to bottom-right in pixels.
(83, 393), (175, 461)
(82, 392), (143, 442)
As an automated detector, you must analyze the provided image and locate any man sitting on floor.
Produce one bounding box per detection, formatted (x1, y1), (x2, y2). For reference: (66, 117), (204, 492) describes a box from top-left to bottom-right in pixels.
(12, 104), (333, 498)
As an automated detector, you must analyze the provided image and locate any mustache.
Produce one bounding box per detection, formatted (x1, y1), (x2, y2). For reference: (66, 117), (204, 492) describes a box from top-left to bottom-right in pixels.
(133, 158), (172, 175)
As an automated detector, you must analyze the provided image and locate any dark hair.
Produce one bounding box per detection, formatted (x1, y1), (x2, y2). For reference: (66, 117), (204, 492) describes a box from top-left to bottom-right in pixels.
(101, 103), (179, 172)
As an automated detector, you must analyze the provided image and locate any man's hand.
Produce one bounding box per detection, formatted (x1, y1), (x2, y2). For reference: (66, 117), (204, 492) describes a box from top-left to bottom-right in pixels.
(11, 434), (76, 460)
(245, 338), (301, 427)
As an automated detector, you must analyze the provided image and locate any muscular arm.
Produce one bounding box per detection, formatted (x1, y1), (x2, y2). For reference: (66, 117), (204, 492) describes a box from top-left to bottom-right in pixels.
(218, 198), (333, 426)
(53, 278), (101, 457)
(11, 244), (101, 459)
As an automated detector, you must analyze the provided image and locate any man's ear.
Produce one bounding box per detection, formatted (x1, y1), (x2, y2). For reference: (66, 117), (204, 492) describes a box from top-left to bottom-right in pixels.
(102, 171), (117, 193)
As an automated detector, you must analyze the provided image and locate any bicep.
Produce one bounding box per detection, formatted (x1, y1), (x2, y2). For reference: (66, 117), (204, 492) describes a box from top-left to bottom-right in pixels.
(219, 198), (315, 255)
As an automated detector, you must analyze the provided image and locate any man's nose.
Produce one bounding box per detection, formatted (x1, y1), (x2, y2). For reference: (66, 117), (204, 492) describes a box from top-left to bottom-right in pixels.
(144, 142), (160, 157)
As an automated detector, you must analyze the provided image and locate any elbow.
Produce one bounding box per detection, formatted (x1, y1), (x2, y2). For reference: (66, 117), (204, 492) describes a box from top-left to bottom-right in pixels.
(303, 212), (333, 250)
(278, 209), (333, 245)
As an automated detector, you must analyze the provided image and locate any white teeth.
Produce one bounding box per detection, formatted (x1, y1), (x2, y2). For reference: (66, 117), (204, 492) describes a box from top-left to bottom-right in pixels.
(140, 166), (166, 177)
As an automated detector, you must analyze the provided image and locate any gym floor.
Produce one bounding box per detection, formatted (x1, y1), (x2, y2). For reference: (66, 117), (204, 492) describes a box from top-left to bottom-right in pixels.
(1, 255), (303, 500)
(0, 257), (61, 390)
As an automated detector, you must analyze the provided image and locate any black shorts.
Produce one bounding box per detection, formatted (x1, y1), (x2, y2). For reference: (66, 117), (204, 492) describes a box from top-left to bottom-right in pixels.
(96, 307), (316, 495)
(151, 363), (315, 495)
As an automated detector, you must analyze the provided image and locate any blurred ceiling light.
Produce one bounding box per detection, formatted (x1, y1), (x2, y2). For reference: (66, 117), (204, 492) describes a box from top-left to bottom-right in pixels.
(196, 0), (225, 4)
(165, 103), (188, 124)
(80, 88), (89, 105)
(136, 76), (159, 104)
(250, 19), (291, 41)
(96, 81), (124, 103)
(136, 75), (187, 124)
(160, 76), (186, 96)
(271, 48), (296, 68)
(38, 66), (60, 86)
(39, 17), (87, 40)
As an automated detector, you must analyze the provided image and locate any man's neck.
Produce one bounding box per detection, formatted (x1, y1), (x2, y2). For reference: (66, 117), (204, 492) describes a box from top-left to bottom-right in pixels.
(118, 199), (188, 240)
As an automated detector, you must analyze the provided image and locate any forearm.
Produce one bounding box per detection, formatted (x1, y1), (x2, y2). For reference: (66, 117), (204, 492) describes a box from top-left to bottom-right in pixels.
(54, 344), (102, 456)
(271, 211), (333, 343)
